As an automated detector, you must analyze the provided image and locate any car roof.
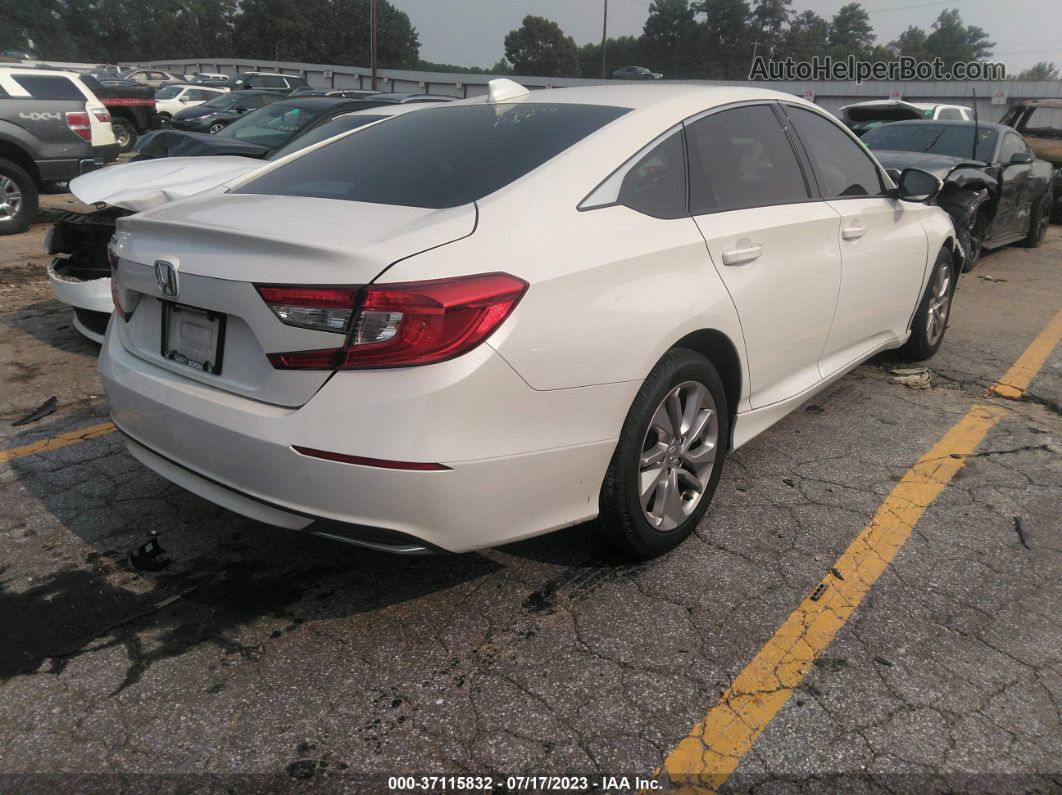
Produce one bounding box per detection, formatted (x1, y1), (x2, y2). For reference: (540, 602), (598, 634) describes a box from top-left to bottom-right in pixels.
(270, 96), (379, 111)
(485, 83), (806, 114)
(1014, 99), (1062, 109)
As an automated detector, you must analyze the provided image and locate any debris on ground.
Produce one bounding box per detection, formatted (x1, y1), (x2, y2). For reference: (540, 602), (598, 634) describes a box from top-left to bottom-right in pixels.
(1013, 516), (1031, 549)
(874, 655), (894, 667)
(978, 275), (1008, 283)
(887, 366), (932, 389)
(12, 396), (58, 427)
(128, 531), (171, 571)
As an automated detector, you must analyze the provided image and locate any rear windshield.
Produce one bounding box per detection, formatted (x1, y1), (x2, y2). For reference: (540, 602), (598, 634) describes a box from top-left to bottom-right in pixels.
(863, 123), (998, 162)
(238, 103), (629, 208)
(268, 113), (387, 160)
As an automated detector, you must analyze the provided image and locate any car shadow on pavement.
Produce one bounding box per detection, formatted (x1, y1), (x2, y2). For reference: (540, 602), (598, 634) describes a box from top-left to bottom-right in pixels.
(4, 445), (507, 690)
(1, 298), (102, 357)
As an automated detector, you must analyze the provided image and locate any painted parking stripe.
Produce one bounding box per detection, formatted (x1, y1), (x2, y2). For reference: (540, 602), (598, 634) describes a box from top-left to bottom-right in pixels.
(991, 308), (1062, 400)
(658, 314), (1062, 792)
(0, 421), (116, 464)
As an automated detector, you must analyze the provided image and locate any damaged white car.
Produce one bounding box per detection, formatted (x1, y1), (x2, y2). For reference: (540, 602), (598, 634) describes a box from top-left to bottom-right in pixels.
(46, 103), (429, 342)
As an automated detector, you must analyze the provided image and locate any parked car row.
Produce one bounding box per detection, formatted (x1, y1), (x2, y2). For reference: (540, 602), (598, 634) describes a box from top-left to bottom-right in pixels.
(27, 78), (983, 561)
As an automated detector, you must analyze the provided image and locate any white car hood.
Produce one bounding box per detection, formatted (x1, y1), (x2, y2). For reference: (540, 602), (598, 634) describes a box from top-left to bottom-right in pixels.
(69, 156), (263, 212)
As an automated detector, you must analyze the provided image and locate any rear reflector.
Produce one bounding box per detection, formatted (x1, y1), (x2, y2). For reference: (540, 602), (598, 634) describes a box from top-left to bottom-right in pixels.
(92, 108), (111, 124)
(261, 273), (528, 370)
(66, 111), (92, 142)
(292, 446), (450, 471)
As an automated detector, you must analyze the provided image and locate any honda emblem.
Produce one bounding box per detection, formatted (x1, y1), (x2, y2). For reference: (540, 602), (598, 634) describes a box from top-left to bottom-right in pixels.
(155, 260), (179, 297)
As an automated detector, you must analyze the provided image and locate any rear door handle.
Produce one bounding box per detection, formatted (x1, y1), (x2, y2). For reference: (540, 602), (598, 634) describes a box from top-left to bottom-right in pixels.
(842, 222), (867, 240)
(721, 241), (763, 266)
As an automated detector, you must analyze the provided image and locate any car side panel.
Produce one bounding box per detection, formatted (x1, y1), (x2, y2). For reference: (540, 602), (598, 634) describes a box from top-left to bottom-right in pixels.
(378, 202), (750, 404)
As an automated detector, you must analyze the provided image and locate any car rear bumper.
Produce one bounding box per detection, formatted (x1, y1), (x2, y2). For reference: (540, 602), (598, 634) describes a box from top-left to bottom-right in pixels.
(99, 328), (636, 552)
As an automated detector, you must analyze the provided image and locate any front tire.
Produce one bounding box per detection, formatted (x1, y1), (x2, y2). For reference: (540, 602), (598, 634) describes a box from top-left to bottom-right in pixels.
(599, 349), (729, 559)
(898, 247), (956, 361)
(0, 158), (38, 236)
(959, 206), (989, 272)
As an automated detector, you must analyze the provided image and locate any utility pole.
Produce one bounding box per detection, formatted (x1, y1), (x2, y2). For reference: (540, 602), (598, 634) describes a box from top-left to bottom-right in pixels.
(370, 0), (378, 90)
(600, 0), (608, 79)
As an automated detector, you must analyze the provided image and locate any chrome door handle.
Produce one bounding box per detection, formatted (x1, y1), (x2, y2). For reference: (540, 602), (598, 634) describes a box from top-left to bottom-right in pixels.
(721, 241), (763, 266)
(842, 222), (867, 240)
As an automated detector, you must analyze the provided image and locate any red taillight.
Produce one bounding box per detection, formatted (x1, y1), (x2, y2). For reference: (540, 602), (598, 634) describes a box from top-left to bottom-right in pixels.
(66, 111), (92, 142)
(261, 273), (528, 370)
(92, 108), (111, 124)
(256, 286), (358, 333)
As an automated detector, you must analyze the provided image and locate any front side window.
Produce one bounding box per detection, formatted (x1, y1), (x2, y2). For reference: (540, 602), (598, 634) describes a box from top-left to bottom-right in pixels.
(239, 103), (629, 208)
(686, 105), (809, 214)
(617, 131), (687, 218)
(785, 106), (884, 198)
(156, 86), (182, 100)
(1000, 133), (1029, 163)
(1024, 107), (1062, 137)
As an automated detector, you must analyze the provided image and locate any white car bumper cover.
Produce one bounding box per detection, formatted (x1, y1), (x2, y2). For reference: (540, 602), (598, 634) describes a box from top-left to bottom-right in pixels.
(100, 330), (639, 553)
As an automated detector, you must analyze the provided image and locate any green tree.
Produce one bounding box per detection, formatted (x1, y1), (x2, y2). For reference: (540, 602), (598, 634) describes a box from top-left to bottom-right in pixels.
(924, 8), (972, 69)
(641, 0), (697, 76)
(504, 15), (580, 77)
(751, 0), (792, 56)
(889, 25), (928, 60)
(693, 0), (753, 79)
(966, 24), (994, 60)
(1013, 62), (1059, 80)
(827, 3), (875, 58)
(780, 10), (828, 62)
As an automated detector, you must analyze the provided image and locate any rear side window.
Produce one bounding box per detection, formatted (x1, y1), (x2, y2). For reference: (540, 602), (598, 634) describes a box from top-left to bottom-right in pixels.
(785, 106), (885, 198)
(11, 75), (83, 101)
(617, 131), (687, 219)
(239, 103), (629, 208)
(261, 76), (286, 88)
(686, 105), (809, 214)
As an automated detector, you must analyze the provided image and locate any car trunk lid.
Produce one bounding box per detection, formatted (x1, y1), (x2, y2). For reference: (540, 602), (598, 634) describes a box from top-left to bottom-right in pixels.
(111, 193), (477, 407)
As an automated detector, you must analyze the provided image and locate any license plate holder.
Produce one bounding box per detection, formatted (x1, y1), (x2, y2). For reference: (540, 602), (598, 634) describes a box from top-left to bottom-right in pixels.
(161, 302), (226, 375)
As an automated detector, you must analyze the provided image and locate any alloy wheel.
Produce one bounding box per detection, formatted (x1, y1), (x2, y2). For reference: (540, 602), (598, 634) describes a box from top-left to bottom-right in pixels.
(114, 125), (131, 148)
(966, 210), (987, 264)
(638, 380), (719, 532)
(0, 175), (21, 222)
(926, 259), (952, 346)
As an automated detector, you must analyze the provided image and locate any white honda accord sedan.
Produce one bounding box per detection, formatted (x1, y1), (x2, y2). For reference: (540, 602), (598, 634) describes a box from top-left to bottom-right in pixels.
(100, 80), (960, 558)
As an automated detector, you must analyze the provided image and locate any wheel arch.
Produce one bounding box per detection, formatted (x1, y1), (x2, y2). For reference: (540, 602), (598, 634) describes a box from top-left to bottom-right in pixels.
(0, 139), (41, 184)
(670, 328), (742, 449)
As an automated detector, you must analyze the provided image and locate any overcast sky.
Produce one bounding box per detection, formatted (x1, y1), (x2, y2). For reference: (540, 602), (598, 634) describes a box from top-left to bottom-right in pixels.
(390, 0), (1062, 74)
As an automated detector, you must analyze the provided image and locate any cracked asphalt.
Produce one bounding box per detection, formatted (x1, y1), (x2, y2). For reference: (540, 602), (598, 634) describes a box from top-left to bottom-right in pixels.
(1, 199), (1060, 792)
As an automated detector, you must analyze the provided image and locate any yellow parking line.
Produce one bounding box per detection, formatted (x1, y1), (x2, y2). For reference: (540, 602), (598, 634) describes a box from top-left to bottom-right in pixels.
(659, 312), (1062, 792)
(0, 421), (116, 464)
(991, 308), (1062, 400)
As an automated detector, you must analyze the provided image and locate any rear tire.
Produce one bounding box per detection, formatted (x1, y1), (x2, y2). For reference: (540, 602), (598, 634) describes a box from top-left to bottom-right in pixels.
(898, 248), (956, 361)
(598, 349), (729, 560)
(0, 158), (38, 236)
(112, 119), (138, 152)
(1024, 193), (1050, 248)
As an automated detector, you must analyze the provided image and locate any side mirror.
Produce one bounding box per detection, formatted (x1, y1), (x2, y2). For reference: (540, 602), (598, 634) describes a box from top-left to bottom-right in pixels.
(1009, 151), (1033, 165)
(897, 168), (943, 203)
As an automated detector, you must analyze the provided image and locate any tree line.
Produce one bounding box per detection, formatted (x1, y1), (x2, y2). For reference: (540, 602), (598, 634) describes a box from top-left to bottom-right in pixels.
(1, 0), (1055, 82)
(503, 1), (1005, 79)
